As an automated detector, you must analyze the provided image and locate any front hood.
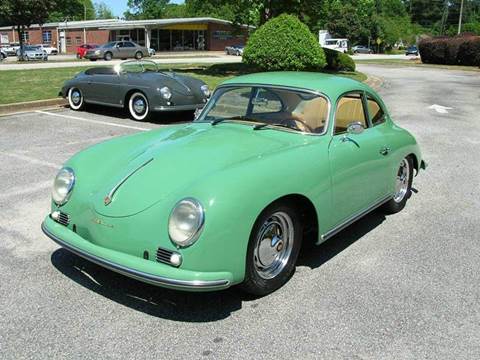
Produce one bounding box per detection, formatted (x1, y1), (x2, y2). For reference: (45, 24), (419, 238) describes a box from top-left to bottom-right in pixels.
(90, 123), (305, 217)
(140, 72), (205, 97)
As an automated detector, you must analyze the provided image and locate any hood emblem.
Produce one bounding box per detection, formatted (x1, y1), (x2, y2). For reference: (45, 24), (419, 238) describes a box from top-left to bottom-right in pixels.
(103, 158), (154, 206)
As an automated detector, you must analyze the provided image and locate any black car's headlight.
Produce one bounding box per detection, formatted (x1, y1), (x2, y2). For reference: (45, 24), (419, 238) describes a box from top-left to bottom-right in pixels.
(160, 86), (172, 100)
(52, 167), (75, 205)
(168, 198), (204, 247)
(201, 85), (210, 98)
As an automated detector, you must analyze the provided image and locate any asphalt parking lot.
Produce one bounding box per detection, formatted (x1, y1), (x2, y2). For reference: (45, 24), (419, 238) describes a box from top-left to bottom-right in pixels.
(0, 64), (479, 359)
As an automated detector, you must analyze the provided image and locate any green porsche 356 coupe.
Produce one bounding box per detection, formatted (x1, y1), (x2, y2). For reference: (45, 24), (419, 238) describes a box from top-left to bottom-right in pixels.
(42, 72), (426, 295)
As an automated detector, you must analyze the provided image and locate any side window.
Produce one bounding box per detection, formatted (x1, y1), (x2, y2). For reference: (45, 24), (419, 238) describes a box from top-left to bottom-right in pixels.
(124, 42), (135, 48)
(251, 88), (283, 114)
(367, 95), (385, 126)
(334, 93), (368, 135)
(117, 42), (124, 48)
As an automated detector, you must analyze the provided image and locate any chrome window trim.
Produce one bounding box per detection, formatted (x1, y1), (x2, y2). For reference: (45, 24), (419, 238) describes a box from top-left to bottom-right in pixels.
(195, 83), (332, 137)
(330, 90), (371, 137)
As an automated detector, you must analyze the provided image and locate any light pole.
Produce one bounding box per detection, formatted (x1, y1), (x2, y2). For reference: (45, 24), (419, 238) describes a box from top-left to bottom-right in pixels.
(458, 0), (465, 35)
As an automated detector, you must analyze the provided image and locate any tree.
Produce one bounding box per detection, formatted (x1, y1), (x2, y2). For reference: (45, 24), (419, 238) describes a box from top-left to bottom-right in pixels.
(124, 0), (169, 19)
(0, 0), (56, 59)
(49, 0), (95, 22)
(94, 1), (114, 19)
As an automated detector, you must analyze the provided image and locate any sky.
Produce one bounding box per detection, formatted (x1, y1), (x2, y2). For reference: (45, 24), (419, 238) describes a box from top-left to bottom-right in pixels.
(102, 0), (184, 17)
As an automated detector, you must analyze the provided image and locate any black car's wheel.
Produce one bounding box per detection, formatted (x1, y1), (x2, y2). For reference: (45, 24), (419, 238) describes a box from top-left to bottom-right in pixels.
(135, 51), (143, 60)
(104, 52), (113, 61)
(241, 201), (303, 296)
(68, 87), (85, 111)
(383, 156), (414, 214)
(128, 92), (150, 121)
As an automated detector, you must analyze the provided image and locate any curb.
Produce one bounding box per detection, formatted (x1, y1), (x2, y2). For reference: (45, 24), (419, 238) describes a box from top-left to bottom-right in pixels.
(0, 98), (67, 116)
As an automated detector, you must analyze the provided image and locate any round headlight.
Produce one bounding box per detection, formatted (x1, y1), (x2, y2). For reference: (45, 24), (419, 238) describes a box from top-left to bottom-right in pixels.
(160, 86), (172, 100)
(201, 84), (210, 98)
(168, 198), (204, 247)
(52, 167), (75, 205)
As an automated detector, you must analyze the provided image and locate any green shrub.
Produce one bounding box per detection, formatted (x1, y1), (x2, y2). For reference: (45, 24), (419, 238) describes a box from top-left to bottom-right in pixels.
(323, 47), (356, 72)
(419, 34), (480, 66)
(243, 14), (326, 72)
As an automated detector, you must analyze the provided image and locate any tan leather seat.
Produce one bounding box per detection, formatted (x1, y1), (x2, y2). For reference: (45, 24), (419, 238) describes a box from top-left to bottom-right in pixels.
(292, 97), (328, 132)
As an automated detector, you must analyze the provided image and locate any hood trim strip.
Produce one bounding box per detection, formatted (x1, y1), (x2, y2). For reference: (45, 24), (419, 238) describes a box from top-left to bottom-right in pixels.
(104, 157), (153, 206)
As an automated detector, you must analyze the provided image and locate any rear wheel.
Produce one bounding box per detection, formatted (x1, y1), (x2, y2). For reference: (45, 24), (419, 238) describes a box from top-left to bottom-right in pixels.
(68, 87), (85, 111)
(135, 51), (143, 60)
(104, 52), (112, 61)
(383, 156), (414, 214)
(128, 92), (150, 121)
(241, 202), (303, 296)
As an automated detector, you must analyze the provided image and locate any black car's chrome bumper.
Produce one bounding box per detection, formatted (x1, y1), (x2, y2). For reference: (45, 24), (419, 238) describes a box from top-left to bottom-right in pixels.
(153, 104), (205, 112)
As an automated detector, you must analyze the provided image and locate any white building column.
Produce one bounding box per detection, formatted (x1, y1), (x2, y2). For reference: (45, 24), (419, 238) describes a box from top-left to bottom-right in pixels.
(145, 27), (151, 49)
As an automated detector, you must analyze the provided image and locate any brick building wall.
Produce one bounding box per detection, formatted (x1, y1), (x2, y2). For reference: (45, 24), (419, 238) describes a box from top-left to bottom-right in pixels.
(0, 26), (59, 47)
(62, 29), (109, 53)
(207, 23), (249, 51)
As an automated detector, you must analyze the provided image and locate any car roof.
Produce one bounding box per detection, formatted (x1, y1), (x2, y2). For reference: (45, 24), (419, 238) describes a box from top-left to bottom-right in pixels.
(221, 72), (374, 99)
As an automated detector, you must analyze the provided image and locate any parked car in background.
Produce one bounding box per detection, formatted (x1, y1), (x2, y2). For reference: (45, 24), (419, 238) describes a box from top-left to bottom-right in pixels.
(16, 45), (48, 61)
(60, 60), (210, 120)
(4, 43), (20, 56)
(36, 44), (58, 55)
(405, 45), (419, 56)
(0, 48), (7, 61)
(44, 71), (426, 295)
(225, 45), (244, 56)
(76, 44), (98, 59)
(84, 41), (149, 61)
(322, 38), (349, 53)
(352, 45), (373, 54)
(148, 48), (156, 56)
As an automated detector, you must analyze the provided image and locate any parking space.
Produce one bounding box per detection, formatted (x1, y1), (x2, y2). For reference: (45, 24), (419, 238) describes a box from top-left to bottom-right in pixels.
(0, 65), (479, 359)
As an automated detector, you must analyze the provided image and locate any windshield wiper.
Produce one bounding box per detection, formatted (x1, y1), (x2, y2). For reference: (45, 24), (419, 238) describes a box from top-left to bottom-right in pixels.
(253, 123), (297, 131)
(211, 116), (258, 126)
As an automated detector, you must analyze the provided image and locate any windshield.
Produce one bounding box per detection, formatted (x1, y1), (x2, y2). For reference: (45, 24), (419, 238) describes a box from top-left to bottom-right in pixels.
(118, 60), (158, 73)
(196, 86), (329, 134)
(101, 42), (116, 48)
(325, 40), (338, 45)
(24, 46), (38, 51)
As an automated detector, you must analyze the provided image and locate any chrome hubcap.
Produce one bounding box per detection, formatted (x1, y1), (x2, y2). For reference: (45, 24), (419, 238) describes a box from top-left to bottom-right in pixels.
(71, 90), (81, 104)
(133, 98), (145, 114)
(253, 211), (294, 279)
(393, 159), (410, 203)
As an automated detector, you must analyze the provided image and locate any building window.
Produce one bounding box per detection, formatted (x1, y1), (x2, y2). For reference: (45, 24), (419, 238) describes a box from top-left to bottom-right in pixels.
(42, 30), (52, 44)
(21, 31), (29, 42)
(75, 36), (82, 44)
(66, 37), (72, 46)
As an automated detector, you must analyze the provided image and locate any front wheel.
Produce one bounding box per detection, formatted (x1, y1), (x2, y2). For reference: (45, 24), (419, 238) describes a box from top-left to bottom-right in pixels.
(383, 156), (414, 214)
(104, 52), (112, 61)
(241, 202), (303, 296)
(68, 87), (85, 111)
(128, 92), (150, 121)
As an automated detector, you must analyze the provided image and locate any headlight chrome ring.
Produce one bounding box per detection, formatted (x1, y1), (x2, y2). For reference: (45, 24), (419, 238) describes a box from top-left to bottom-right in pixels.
(52, 167), (75, 206)
(168, 198), (205, 248)
(201, 84), (210, 98)
(160, 86), (172, 100)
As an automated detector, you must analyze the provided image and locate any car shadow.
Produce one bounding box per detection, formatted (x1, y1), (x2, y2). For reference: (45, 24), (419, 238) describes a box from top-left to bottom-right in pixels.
(81, 104), (195, 125)
(297, 209), (387, 269)
(50, 248), (247, 322)
(50, 207), (390, 322)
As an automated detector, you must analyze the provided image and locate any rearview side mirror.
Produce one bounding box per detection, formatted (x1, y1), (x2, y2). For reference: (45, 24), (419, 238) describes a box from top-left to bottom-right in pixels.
(346, 122), (365, 135)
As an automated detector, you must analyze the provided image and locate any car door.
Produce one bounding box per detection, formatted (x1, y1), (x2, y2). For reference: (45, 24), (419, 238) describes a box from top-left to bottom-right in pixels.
(84, 70), (123, 105)
(328, 91), (391, 227)
(123, 42), (137, 57)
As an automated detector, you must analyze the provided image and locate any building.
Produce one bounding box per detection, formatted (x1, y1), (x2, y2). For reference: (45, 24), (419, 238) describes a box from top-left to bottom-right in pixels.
(0, 17), (249, 54)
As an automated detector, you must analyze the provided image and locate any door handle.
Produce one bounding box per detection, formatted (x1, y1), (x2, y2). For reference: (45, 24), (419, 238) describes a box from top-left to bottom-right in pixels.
(380, 146), (391, 156)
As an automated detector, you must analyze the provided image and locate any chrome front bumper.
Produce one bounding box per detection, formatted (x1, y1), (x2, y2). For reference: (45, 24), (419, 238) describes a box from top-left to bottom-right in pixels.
(41, 221), (231, 291)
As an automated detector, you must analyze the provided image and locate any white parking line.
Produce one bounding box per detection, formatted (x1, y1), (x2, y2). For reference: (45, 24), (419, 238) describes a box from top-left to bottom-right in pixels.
(35, 110), (150, 131)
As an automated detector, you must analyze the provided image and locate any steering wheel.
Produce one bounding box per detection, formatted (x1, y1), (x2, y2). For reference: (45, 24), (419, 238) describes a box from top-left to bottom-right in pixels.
(286, 117), (314, 133)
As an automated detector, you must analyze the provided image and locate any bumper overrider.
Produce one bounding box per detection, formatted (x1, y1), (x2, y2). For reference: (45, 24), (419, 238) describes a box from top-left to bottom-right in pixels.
(41, 216), (232, 291)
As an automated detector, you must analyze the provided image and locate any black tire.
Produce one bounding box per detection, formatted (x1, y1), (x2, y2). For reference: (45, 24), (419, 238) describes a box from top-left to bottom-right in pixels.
(68, 87), (85, 111)
(104, 52), (112, 61)
(241, 201), (303, 296)
(128, 91), (150, 121)
(383, 156), (414, 214)
(135, 51), (143, 60)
